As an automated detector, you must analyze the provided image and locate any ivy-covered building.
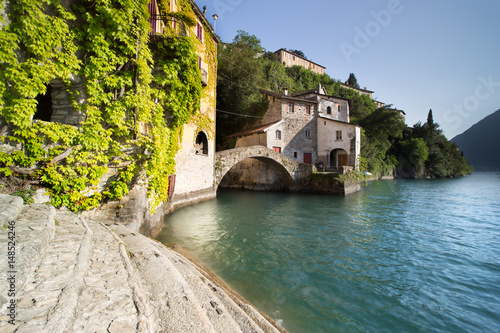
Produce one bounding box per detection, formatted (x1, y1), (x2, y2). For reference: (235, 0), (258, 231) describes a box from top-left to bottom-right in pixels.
(0, 0), (218, 233)
(149, 0), (220, 211)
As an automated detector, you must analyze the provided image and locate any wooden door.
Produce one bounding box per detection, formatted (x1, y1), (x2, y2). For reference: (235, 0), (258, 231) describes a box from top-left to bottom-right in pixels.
(339, 154), (347, 167)
(303, 153), (312, 164)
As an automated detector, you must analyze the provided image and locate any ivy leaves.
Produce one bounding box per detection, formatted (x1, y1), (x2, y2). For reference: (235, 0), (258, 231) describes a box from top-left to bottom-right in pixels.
(0, 0), (206, 212)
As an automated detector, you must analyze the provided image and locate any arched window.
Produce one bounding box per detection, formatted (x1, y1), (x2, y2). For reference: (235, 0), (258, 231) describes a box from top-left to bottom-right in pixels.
(327, 106), (332, 114)
(195, 131), (208, 155)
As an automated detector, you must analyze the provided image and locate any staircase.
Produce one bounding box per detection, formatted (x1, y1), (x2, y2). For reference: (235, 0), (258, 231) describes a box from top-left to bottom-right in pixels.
(0, 195), (285, 333)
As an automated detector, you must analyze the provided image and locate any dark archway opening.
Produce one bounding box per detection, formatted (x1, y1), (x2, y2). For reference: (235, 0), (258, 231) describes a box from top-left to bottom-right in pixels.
(195, 131), (208, 155)
(330, 149), (348, 170)
(34, 85), (53, 121)
(218, 157), (293, 192)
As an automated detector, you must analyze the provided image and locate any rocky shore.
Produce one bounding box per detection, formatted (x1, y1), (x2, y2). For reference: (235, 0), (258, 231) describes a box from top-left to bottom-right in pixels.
(0, 194), (286, 333)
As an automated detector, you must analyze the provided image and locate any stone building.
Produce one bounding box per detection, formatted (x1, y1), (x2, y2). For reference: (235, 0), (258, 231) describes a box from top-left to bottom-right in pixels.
(228, 85), (361, 171)
(275, 48), (326, 75)
(149, 0), (219, 211)
(340, 82), (374, 98)
(17, 0), (219, 230)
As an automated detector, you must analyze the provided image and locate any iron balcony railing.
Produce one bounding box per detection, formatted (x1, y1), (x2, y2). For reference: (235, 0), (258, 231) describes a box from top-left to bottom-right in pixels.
(148, 15), (187, 37)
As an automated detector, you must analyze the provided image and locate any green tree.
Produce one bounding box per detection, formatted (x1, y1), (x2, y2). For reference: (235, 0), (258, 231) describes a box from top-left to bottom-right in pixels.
(346, 73), (360, 88)
(427, 109), (434, 128)
(399, 116), (472, 178)
(289, 49), (307, 59)
(397, 138), (429, 178)
(216, 31), (267, 145)
(358, 107), (406, 175)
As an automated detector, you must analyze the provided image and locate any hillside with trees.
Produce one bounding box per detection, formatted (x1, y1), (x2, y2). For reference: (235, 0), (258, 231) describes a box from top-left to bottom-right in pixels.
(216, 31), (472, 178)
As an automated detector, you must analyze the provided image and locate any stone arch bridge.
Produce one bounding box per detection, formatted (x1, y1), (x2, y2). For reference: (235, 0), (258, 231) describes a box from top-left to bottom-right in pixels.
(215, 146), (313, 189)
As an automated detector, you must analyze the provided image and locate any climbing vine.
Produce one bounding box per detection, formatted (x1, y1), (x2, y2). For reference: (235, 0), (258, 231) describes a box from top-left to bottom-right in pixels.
(0, 0), (208, 211)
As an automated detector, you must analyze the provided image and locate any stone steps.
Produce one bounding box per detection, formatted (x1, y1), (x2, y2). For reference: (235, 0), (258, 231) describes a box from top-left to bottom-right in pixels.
(0, 195), (286, 332)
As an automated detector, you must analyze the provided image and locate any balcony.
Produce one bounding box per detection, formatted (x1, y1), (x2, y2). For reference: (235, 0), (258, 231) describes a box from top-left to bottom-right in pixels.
(148, 15), (187, 38)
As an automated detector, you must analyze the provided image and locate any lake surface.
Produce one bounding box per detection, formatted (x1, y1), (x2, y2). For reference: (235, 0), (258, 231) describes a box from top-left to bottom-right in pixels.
(156, 173), (500, 332)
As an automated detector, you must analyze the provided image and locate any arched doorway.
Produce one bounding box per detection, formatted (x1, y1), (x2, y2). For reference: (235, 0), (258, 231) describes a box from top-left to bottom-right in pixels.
(34, 85), (53, 122)
(329, 149), (348, 170)
(195, 131), (208, 155)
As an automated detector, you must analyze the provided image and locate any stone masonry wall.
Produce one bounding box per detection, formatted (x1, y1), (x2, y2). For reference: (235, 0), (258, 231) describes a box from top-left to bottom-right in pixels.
(280, 99), (318, 164)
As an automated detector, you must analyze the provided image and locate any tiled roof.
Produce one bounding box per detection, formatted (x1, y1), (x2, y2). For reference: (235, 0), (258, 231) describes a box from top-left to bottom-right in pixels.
(292, 90), (351, 102)
(274, 48), (325, 69)
(259, 89), (318, 103)
(225, 120), (281, 139)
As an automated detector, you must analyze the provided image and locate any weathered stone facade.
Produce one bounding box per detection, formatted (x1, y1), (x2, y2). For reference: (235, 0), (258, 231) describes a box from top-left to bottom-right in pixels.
(229, 85), (361, 170)
(216, 147), (360, 195)
(168, 1), (219, 212)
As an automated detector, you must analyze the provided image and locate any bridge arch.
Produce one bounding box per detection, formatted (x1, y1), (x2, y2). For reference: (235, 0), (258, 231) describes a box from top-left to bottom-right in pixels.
(215, 146), (312, 189)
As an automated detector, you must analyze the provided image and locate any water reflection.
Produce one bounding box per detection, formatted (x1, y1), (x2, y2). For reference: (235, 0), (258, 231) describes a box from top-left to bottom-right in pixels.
(157, 174), (500, 333)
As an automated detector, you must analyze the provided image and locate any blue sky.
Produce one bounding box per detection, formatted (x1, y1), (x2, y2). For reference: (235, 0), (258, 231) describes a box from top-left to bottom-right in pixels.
(196, 0), (500, 139)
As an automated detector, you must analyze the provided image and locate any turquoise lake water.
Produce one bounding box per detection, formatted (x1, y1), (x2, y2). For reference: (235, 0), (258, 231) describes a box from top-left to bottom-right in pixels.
(156, 172), (500, 332)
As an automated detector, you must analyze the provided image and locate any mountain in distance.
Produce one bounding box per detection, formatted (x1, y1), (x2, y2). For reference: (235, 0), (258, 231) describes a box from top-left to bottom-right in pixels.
(451, 109), (500, 171)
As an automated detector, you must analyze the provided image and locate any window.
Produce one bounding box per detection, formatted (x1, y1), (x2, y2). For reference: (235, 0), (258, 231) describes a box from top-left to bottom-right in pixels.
(337, 104), (341, 112)
(273, 146), (281, 153)
(305, 129), (311, 138)
(294, 152), (298, 158)
(198, 56), (202, 70)
(288, 102), (294, 113)
(196, 22), (203, 41)
(350, 139), (356, 152)
(276, 130), (281, 140)
(336, 130), (342, 140)
(306, 105), (311, 115)
(327, 106), (332, 115)
(195, 131), (208, 155)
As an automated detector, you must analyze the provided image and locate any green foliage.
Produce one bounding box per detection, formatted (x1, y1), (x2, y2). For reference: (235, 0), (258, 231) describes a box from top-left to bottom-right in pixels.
(216, 31), (267, 142)
(346, 73), (360, 89)
(216, 31), (471, 179)
(288, 49), (306, 59)
(358, 107), (406, 176)
(0, 0), (206, 211)
(395, 120), (472, 178)
(12, 188), (35, 204)
(397, 138), (428, 177)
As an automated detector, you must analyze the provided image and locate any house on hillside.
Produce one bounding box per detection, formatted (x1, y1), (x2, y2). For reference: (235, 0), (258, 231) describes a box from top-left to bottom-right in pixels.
(227, 85), (361, 172)
(275, 48), (326, 75)
(340, 83), (406, 121)
(340, 82), (374, 98)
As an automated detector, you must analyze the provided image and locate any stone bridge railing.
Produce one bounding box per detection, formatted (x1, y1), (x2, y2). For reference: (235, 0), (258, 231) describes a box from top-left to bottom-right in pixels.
(215, 146), (313, 188)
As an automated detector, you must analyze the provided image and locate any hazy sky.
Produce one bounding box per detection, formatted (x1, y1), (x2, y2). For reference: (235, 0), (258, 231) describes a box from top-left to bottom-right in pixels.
(197, 0), (500, 139)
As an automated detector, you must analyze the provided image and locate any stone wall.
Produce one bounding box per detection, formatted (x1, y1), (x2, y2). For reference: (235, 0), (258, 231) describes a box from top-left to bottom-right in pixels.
(235, 133), (267, 148)
(317, 118), (361, 168)
(257, 93), (283, 126)
(48, 78), (86, 126)
(174, 124), (215, 195)
(219, 158), (292, 191)
(279, 99), (318, 164)
(86, 184), (165, 237)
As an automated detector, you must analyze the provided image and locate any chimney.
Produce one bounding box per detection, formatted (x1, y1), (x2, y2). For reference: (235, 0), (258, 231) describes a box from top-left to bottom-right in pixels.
(283, 87), (289, 96)
(203, 5), (206, 15)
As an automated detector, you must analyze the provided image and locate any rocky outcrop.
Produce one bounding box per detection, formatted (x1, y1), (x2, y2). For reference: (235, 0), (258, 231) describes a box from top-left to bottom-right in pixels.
(87, 185), (165, 238)
(0, 195), (286, 333)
